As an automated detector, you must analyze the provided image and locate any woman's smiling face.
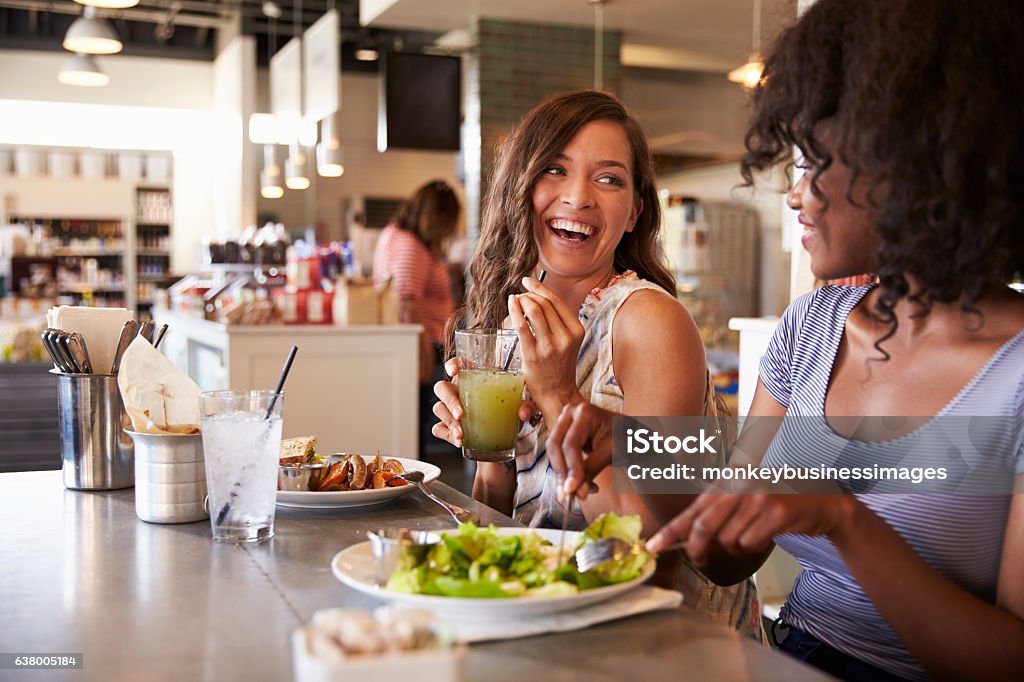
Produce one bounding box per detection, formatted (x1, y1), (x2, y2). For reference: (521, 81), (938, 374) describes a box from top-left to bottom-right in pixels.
(531, 119), (642, 285)
(786, 120), (883, 282)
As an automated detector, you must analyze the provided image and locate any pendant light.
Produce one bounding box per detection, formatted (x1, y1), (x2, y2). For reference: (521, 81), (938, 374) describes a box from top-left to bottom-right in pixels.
(57, 53), (110, 87)
(260, 144), (284, 199)
(316, 113), (344, 177)
(727, 0), (765, 89)
(73, 0), (139, 9)
(285, 142), (310, 190)
(63, 6), (123, 55)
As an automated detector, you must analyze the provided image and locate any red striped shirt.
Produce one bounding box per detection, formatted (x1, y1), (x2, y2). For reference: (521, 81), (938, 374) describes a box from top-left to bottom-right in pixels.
(372, 224), (453, 343)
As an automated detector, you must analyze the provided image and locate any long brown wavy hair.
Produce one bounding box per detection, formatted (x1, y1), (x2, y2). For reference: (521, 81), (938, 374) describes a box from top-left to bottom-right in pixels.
(458, 90), (675, 336)
(391, 179), (460, 258)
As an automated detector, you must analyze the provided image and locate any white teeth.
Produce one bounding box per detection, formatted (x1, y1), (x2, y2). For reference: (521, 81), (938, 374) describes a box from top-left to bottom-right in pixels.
(549, 219), (594, 236)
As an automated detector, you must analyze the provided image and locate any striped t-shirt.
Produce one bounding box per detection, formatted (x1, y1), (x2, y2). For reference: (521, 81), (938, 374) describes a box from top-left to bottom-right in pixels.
(760, 285), (1024, 680)
(372, 225), (454, 344)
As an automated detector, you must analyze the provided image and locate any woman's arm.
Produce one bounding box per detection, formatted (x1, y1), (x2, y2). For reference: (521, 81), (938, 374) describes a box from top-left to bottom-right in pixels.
(830, 487), (1024, 680)
(579, 289), (709, 536)
(651, 470), (1024, 678)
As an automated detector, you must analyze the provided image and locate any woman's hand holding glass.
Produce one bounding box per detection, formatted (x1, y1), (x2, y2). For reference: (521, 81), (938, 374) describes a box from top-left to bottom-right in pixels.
(508, 276), (586, 426)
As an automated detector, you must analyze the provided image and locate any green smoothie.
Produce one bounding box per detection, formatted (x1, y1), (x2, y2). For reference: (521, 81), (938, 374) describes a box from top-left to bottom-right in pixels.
(458, 369), (526, 452)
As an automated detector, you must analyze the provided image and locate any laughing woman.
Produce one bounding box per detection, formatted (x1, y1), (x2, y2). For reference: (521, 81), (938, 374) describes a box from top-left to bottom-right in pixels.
(431, 90), (762, 636)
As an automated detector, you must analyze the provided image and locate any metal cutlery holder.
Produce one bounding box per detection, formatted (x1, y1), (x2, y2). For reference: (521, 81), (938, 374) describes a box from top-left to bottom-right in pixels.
(128, 431), (208, 524)
(54, 370), (135, 491)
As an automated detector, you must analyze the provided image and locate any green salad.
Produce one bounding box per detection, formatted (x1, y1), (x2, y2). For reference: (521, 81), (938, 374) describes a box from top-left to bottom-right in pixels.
(386, 513), (651, 598)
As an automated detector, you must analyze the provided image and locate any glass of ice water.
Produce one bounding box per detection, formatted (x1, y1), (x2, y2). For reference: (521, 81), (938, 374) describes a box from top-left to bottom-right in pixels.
(199, 390), (283, 543)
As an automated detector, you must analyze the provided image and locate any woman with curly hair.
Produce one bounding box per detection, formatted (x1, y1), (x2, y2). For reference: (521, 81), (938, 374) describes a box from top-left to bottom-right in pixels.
(431, 90), (762, 635)
(547, 1), (1024, 679)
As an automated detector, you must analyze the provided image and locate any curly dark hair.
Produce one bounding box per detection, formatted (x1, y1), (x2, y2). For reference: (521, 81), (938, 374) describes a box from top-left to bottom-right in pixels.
(741, 0), (1024, 346)
(461, 90), (674, 335)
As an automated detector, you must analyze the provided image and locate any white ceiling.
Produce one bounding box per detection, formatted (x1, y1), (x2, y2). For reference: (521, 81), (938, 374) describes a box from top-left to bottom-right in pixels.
(360, 0), (797, 73)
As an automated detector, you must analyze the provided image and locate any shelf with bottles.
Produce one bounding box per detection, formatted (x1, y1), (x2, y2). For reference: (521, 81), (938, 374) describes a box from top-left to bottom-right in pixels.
(9, 216), (125, 255)
(136, 187), (173, 225)
(136, 221), (171, 253)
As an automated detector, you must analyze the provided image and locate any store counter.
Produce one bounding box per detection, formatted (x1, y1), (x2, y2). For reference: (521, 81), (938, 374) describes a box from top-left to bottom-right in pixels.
(151, 308), (422, 458)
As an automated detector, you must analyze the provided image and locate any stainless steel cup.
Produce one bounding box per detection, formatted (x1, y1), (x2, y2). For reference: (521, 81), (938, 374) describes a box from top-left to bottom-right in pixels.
(128, 431), (208, 524)
(55, 371), (134, 491)
(367, 528), (441, 586)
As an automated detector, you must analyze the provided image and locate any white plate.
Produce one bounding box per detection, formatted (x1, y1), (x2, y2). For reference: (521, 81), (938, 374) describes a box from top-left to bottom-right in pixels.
(277, 457), (441, 509)
(330, 528), (655, 619)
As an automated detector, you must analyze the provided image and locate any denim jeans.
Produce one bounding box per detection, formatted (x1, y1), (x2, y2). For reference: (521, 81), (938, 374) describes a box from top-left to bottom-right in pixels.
(775, 623), (911, 682)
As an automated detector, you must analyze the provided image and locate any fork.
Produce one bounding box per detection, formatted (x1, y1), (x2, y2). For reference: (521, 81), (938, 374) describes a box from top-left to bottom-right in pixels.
(556, 492), (574, 566)
(399, 470), (480, 526)
(574, 536), (686, 573)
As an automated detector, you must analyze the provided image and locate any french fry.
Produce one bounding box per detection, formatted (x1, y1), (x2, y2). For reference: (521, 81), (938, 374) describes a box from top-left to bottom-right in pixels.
(317, 460), (349, 491)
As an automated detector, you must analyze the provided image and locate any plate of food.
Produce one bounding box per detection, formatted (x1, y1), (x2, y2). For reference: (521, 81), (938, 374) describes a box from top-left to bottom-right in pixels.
(277, 436), (441, 509)
(330, 513), (655, 619)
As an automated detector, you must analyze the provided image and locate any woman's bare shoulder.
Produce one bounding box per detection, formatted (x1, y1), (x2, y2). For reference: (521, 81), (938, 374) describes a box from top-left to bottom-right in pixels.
(613, 288), (702, 353)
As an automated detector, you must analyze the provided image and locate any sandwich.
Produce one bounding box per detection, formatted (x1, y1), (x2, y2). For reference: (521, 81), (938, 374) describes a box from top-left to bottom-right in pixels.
(280, 436), (319, 465)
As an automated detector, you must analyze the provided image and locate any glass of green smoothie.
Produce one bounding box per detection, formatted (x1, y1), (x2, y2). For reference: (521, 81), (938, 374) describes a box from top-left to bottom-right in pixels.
(455, 329), (526, 462)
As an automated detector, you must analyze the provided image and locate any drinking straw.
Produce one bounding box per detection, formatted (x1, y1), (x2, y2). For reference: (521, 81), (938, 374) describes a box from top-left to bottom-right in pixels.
(501, 270), (546, 371)
(265, 345), (298, 419)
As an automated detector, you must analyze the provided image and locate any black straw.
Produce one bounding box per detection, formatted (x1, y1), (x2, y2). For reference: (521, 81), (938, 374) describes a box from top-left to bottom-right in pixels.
(265, 345), (298, 420)
(502, 270), (545, 371)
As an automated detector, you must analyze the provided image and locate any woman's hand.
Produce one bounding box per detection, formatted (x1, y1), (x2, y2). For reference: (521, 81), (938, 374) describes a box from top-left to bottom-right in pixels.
(431, 357), (540, 448)
(547, 401), (615, 500)
(508, 276), (586, 425)
(430, 358), (465, 447)
(646, 492), (858, 565)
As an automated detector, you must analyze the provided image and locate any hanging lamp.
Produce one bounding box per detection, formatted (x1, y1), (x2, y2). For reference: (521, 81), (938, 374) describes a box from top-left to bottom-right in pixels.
(727, 0), (765, 89)
(58, 53), (110, 87)
(63, 6), (123, 55)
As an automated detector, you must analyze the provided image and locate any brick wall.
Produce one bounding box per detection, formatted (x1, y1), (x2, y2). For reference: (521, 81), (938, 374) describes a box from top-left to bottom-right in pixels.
(463, 19), (623, 244)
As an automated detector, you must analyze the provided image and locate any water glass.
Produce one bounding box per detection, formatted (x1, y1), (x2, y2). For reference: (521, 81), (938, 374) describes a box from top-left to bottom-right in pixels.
(199, 390), (283, 542)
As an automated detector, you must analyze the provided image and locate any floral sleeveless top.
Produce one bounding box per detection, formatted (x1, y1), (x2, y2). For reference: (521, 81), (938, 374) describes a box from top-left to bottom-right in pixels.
(511, 271), (764, 639)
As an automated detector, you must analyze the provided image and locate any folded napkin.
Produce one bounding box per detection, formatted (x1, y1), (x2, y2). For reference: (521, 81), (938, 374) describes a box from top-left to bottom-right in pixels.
(48, 305), (133, 375)
(442, 586), (682, 644)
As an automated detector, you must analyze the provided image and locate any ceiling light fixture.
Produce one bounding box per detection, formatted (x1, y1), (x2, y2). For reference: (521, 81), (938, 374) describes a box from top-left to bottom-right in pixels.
(354, 32), (379, 62)
(728, 0), (764, 89)
(73, 0), (139, 9)
(57, 53), (110, 87)
(316, 113), (344, 177)
(63, 6), (123, 55)
(260, 144), (284, 198)
(285, 142), (310, 190)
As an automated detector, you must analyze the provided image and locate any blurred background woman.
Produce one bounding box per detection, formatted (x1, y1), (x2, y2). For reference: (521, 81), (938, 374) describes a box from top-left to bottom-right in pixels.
(373, 180), (460, 455)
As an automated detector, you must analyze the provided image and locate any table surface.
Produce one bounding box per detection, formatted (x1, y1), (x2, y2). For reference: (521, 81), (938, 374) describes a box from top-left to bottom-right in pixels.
(0, 470), (830, 682)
